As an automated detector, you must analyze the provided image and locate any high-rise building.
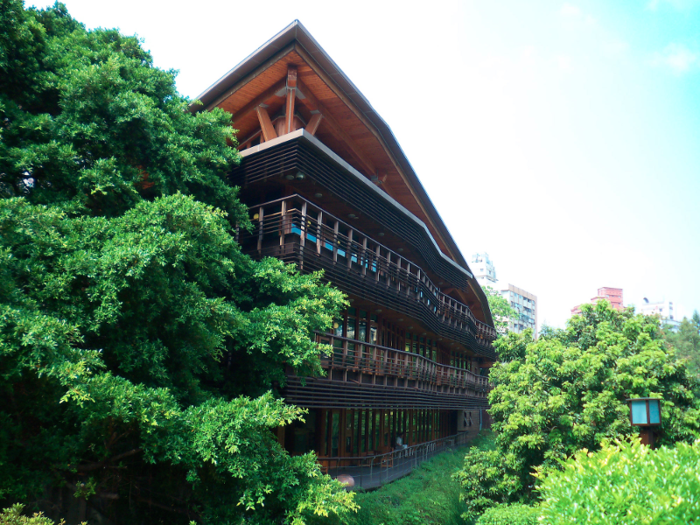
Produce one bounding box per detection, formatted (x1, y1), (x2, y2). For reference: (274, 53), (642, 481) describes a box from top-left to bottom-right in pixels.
(499, 284), (538, 334)
(194, 21), (497, 487)
(470, 253), (538, 335)
(471, 253), (497, 285)
(571, 287), (624, 315)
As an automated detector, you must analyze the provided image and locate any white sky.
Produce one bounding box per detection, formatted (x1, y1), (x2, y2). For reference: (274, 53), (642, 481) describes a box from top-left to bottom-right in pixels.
(28, 0), (700, 328)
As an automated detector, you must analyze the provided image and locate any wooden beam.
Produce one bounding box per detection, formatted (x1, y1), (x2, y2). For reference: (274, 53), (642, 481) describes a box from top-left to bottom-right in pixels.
(285, 66), (298, 135)
(255, 106), (277, 142)
(295, 78), (322, 112)
(306, 112), (323, 136)
(296, 78), (376, 177)
(199, 44), (295, 112)
(230, 78), (286, 125)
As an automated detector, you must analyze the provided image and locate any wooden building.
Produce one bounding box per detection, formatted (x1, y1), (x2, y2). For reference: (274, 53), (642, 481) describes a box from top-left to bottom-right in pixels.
(192, 21), (497, 481)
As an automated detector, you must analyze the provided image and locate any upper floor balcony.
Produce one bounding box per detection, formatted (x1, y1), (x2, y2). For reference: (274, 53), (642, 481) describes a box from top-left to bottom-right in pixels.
(283, 332), (491, 411)
(230, 131), (487, 305)
(238, 195), (497, 359)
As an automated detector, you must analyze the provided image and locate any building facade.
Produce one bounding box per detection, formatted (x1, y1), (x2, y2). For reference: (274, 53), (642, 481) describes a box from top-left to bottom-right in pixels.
(471, 253), (538, 335)
(640, 298), (677, 325)
(498, 284), (538, 334)
(193, 22), (497, 483)
(572, 287), (624, 315)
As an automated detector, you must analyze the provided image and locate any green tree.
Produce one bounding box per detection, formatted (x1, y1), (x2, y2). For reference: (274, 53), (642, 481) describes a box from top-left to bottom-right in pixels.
(0, 2), (355, 523)
(664, 311), (700, 378)
(482, 286), (516, 334)
(456, 301), (700, 518)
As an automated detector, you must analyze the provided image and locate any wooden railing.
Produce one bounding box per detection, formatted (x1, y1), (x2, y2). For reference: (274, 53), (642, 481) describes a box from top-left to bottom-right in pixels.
(318, 431), (475, 489)
(239, 195), (497, 353)
(317, 333), (489, 394)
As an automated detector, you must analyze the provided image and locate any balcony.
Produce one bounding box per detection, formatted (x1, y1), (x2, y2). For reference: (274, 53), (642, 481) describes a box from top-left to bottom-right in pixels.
(319, 432), (475, 490)
(230, 132), (478, 293)
(283, 333), (490, 410)
(238, 195), (497, 358)
(319, 333), (489, 393)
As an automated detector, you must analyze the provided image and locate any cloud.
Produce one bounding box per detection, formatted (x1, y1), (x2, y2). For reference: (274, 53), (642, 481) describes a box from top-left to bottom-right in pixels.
(651, 43), (700, 72)
(560, 3), (582, 17)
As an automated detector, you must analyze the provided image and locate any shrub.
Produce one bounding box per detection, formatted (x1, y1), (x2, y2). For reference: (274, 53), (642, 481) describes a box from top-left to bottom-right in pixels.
(454, 448), (524, 520)
(0, 505), (65, 525)
(475, 503), (539, 525)
(536, 437), (700, 524)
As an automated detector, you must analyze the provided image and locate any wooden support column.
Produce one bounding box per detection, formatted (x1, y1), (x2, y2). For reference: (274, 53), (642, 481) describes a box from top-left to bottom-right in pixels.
(376, 245), (381, 282)
(406, 263), (412, 297)
(279, 200), (287, 248)
(361, 238), (368, 276)
(285, 66), (298, 135)
(306, 112), (323, 135)
(346, 229), (353, 270)
(255, 106), (277, 142)
(316, 211), (323, 255)
(333, 221), (339, 263)
(300, 202), (307, 247)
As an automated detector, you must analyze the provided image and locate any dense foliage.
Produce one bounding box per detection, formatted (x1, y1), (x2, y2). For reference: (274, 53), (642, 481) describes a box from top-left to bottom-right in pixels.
(0, 2), (355, 523)
(0, 504), (68, 525)
(664, 311), (700, 379)
(536, 437), (700, 524)
(474, 503), (539, 525)
(457, 301), (700, 518)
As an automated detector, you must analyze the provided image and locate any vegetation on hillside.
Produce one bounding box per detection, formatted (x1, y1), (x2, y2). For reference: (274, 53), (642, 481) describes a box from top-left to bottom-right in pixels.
(310, 436), (500, 525)
(0, 2), (355, 523)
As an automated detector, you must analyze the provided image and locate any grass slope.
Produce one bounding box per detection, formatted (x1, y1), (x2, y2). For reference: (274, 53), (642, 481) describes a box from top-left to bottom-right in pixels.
(314, 433), (492, 525)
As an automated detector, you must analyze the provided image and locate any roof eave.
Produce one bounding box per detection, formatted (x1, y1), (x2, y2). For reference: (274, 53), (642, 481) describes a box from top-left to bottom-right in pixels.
(191, 20), (492, 327)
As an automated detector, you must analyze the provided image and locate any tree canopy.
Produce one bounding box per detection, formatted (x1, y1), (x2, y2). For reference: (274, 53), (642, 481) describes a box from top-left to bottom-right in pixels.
(481, 286), (516, 334)
(456, 301), (700, 518)
(0, 2), (355, 523)
(664, 311), (700, 379)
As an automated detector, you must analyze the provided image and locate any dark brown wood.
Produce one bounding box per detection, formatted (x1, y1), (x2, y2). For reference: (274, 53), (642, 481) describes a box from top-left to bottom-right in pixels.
(305, 112), (323, 136)
(640, 427), (655, 447)
(296, 78), (377, 177)
(255, 105), (277, 142)
(285, 66), (298, 135)
(231, 78), (286, 125)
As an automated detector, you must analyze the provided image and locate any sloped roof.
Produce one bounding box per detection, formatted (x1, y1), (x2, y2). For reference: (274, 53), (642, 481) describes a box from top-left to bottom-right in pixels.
(192, 20), (493, 327)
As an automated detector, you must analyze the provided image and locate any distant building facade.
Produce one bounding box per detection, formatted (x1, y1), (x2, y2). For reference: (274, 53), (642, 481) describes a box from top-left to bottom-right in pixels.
(499, 285), (538, 334)
(640, 298), (677, 325)
(471, 253), (538, 335)
(572, 287), (624, 315)
(471, 253), (497, 285)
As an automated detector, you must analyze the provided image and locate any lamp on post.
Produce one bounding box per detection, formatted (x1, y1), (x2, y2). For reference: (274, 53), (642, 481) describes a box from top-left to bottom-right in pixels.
(626, 397), (662, 448)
